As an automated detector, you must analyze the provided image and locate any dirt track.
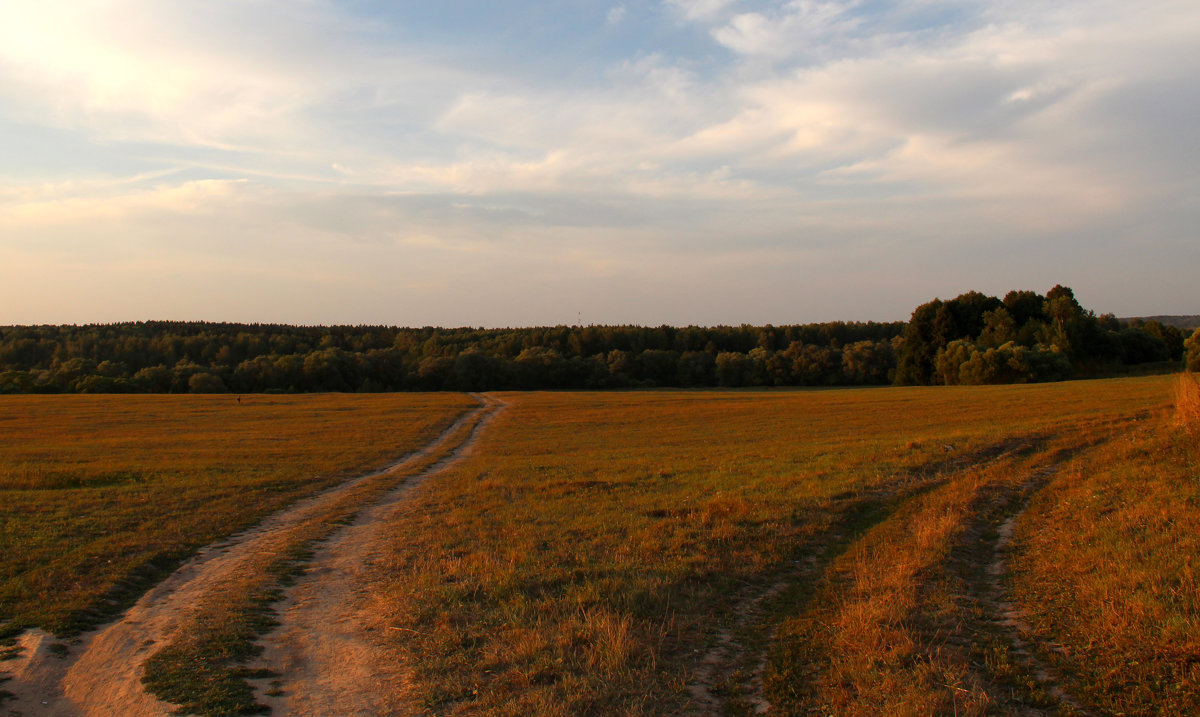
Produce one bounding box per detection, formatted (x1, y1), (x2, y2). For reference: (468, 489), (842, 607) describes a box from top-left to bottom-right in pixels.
(247, 395), (505, 715)
(1, 394), (503, 716)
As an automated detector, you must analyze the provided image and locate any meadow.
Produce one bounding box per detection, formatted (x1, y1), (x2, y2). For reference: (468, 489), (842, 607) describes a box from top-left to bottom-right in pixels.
(2, 376), (1196, 716)
(365, 376), (1191, 715)
(0, 392), (476, 636)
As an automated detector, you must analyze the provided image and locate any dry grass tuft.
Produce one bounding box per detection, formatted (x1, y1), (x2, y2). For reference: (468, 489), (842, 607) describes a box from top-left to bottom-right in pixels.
(1175, 372), (1200, 434)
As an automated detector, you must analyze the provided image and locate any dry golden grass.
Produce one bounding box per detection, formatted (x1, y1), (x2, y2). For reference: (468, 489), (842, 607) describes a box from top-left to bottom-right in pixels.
(764, 442), (1092, 716)
(0, 392), (476, 635)
(768, 470), (999, 717)
(3, 377), (1190, 716)
(1175, 372), (1200, 434)
(142, 401), (498, 715)
(364, 377), (1172, 715)
(1010, 390), (1200, 715)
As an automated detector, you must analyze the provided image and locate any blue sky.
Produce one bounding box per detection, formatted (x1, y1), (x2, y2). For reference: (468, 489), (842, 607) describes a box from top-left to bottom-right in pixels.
(1, 0), (1197, 326)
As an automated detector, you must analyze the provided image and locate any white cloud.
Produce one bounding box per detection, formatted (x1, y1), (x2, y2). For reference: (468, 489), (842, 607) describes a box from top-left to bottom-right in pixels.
(0, 0), (467, 156)
(712, 1), (862, 58)
(666, 0), (741, 23)
(1, 0), (1198, 323)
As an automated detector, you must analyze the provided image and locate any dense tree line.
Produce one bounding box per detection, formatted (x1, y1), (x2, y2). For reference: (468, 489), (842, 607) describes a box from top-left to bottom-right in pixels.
(894, 285), (1192, 385)
(0, 321), (904, 393)
(0, 290), (1190, 394)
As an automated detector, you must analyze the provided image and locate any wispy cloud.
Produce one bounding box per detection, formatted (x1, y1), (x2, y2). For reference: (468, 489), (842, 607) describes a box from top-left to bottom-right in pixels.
(0, 0), (1197, 324)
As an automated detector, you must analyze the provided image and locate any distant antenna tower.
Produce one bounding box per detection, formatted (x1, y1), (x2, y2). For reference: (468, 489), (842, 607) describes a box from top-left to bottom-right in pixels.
(578, 311), (582, 327)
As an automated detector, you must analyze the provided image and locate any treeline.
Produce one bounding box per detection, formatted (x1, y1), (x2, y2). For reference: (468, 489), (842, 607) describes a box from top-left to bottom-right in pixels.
(0, 321), (906, 393)
(1, 288), (1193, 394)
(895, 285), (1194, 385)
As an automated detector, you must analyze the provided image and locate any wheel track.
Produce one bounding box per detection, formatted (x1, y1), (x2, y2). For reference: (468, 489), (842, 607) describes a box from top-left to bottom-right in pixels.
(684, 437), (1048, 716)
(246, 394), (506, 715)
(953, 464), (1093, 716)
(0, 394), (502, 717)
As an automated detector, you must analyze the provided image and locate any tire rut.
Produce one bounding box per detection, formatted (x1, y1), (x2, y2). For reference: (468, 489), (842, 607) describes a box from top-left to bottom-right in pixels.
(245, 394), (505, 716)
(684, 437), (1049, 716)
(0, 395), (500, 717)
(683, 481), (950, 715)
(950, 463), (1092, 716)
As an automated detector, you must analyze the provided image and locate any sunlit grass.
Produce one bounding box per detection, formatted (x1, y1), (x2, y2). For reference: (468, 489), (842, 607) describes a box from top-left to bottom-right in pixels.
(141, 402), (497, 716)
(1011, 390), (1200, 715)
(0, 393), (476, 635)
(1175, 372), (1200, 434)
(366, 377), (1171, 714)
(2, 377), (1188, 715)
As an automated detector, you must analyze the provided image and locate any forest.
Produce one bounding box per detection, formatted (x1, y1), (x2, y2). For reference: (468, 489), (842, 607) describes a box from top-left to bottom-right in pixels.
(1, 285), (1196, 393)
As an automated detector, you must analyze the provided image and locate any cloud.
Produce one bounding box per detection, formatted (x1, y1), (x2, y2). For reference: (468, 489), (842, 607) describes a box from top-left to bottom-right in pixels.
(666, 0), (741, 23)
(0, 0), (467, 157)
(1, 0), (1198, 324)
(712, 1), (864, 59)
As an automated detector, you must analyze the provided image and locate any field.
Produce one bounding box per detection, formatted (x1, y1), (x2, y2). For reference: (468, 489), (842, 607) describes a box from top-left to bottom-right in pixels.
(2, 376), (1197, 716)
(0, 393), (477, 635)
(361, 377), (1194, 715)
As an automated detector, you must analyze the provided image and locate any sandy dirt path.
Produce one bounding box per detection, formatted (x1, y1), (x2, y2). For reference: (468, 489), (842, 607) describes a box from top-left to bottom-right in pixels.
(247, 395), (505, 715)
(1, 395), (500, 717)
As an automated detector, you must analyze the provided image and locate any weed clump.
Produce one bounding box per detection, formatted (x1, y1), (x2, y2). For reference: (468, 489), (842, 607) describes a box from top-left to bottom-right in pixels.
(1174, 373), (1200, 435)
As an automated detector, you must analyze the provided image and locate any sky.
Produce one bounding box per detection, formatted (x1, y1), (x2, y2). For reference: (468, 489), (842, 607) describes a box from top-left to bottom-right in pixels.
(1, 0), (1197, 327)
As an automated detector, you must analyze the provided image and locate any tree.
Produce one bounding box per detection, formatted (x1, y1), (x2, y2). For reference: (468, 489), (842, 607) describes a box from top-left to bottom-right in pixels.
(605, 350), (636, 384)
(188, 372), (228, 394)
(1138, 321), (1185, 361)
(935, 340), (975, 385)
(639, 349), (681, 387)
(787, 343), (842, 385)
(133, 365), (172, 393)
(977, 308), (1018, 348)
(841, 340), (895, 384)
(677, 351), (716, 387)
(1184, 329), (1200, 372)
(944, 291), (1002, 339)
(1041, 284), (1103, 361)
(715, 352), (754, 387)
(514, 347), (569, 388)
(453, 349), (501, 391)
(0, 370), (39, 394)
(1118, 328), (1170, 364)
(1003, 290), (1044, 327)
(894, 299), (945, 385)
(77, 375), (132, 393)
(416, 356), (454, 391)
(302, 348), (357, 392)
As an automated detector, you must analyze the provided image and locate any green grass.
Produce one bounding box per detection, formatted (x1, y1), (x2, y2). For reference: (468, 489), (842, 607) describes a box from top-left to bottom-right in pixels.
(0, 392), (476, 636)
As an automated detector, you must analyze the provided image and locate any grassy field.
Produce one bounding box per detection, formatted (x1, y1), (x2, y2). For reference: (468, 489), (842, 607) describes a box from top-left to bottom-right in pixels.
(0, 392), (476, 637)
(3, 377), (1195, 716)
(1008, 375), (1200, 714)
(364, 376), (1186, 715)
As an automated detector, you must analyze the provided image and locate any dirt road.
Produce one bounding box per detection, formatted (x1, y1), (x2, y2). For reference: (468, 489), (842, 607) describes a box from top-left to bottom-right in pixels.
(1, 394), (503, 716)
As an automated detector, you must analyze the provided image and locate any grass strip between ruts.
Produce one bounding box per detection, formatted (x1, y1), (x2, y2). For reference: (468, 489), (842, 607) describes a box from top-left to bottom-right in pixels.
(140, 398), (496, 716)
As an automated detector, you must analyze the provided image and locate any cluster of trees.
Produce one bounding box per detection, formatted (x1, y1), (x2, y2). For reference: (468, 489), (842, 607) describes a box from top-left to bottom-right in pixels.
(895, 285), (1193, 385)
(0, 321), (905, 393)
(1, 290), (1193, 394)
